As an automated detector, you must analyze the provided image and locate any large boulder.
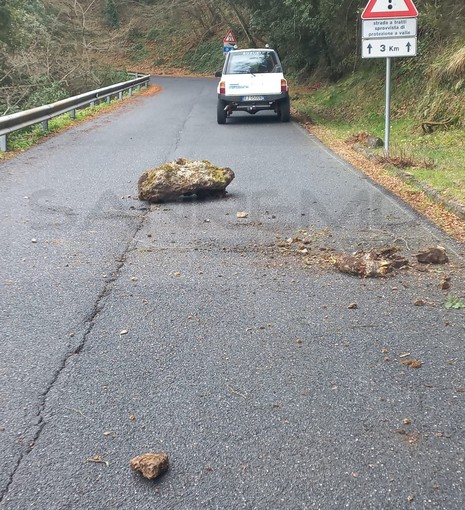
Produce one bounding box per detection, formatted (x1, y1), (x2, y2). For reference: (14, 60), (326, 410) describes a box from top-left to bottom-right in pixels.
(138, 158), (235, 202)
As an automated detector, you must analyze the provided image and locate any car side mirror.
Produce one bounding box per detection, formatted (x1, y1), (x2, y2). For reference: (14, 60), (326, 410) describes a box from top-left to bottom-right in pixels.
(215, 71), (222, 78)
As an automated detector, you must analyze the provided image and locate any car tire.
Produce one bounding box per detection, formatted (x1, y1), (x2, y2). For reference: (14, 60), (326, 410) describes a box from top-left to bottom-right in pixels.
(217, 100), (227, 124)
(278, 98), (291, 122)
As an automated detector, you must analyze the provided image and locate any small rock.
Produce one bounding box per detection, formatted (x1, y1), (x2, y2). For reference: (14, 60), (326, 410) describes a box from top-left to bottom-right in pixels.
(366, 135), (384, 148)
(441, 280), (450, 290)
(347, 303), (358, 309)
(130, 452), (169, 480)
(334, 253), (391, 278)
(401, 359), (422, 369)
(416, 247), (448, 264)
(236, 211), (249, 219)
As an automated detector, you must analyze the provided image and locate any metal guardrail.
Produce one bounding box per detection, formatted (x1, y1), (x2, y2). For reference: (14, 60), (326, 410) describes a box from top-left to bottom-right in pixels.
(0, 73), (150, 151)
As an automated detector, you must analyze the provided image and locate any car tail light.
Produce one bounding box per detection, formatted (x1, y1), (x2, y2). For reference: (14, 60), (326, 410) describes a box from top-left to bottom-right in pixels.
(281, 79), (288, 92)
(219, 81), (225, 94)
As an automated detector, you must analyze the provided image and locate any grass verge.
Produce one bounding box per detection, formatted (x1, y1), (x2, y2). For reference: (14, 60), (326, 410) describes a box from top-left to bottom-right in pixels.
(290, 69), (465, 246)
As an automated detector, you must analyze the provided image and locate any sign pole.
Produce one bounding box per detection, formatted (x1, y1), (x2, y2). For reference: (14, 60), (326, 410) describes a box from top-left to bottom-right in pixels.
(384, 57), (391, 158)
(361, 0), (419, 159)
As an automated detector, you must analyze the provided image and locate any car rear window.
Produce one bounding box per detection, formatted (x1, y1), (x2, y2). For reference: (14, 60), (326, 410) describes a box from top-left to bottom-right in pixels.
(225, 51), (279, 75)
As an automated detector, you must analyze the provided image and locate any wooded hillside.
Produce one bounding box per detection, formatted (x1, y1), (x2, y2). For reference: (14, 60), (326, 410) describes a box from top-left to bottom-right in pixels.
(1, 0), (465, 123)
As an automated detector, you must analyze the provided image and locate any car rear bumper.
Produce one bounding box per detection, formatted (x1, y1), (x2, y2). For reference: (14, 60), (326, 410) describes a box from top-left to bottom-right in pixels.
(218, 92), (288, 105)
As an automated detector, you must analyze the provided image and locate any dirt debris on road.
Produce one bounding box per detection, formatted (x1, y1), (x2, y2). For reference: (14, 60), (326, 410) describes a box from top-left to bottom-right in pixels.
(130, 452), (169, 480)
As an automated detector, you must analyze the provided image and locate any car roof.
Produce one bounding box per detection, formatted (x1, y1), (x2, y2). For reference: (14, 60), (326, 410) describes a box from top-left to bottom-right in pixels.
(233, 48), (275, 52)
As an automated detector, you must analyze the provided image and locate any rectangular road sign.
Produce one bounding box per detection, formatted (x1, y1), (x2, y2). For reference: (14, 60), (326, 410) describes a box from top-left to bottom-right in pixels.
(362, 17), (417, 39)
(223, 43), (235, 54)
(362, 37), (417, 58)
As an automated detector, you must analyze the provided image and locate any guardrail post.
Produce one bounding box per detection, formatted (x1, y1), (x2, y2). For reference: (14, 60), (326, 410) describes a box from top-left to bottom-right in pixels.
(129, 87), (133, 96)
(118, 91), (123, 100)
(70, 109), (76, 120)
(106, 96), (110, 104)
(41, 120), (49, 132)
(0, 134), (7, 152)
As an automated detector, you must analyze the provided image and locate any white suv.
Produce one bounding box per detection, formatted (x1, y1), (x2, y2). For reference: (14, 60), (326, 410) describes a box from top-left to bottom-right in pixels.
(215, 48), (290, 124)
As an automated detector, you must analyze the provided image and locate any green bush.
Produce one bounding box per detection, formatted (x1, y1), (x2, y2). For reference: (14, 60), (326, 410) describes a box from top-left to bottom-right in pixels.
(94, 67), (130, 87)
(130, 42), (149, 62)
(146, 28), (159, 42)
(103, 0), (119, 29)
(24, 78), (68, 109)
(182, 41), (227, 74)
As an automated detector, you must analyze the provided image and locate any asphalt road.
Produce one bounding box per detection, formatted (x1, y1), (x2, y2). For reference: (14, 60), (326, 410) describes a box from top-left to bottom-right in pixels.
(1, 77), (464, 510)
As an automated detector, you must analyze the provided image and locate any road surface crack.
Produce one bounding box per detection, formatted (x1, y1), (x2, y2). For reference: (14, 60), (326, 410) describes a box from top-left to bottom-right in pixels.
(0, 212), (147, 504)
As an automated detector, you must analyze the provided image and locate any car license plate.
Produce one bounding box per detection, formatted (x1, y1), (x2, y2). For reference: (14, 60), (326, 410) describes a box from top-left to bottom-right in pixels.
(243, 95), (265, 101)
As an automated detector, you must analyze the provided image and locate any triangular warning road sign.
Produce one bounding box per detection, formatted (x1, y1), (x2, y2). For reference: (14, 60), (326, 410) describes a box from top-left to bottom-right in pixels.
(223, 30), (237, 44)
(362, 0), (418, 19)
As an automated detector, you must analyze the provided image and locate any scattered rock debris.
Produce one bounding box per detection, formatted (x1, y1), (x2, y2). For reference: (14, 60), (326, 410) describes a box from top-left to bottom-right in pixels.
(130, 452), (169, 480)
(275, 231), (335, 268)
(138, 158), (235, 202)
(401, 359), (423, 369)
(276, 231), (454, 280)
(236, 211), (249, 219)
(332, 247), (409, 278)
